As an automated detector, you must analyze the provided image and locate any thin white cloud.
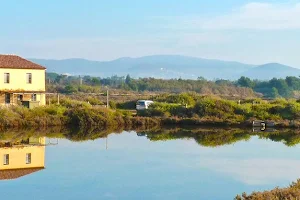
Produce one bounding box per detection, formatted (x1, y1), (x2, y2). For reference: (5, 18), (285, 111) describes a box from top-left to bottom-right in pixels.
(157, 2), (300, 30)
(204, 2), (300, 30)
(175, 33), (231, 47)
(196, 158), (300, 185)
(0, 33), (231, 60)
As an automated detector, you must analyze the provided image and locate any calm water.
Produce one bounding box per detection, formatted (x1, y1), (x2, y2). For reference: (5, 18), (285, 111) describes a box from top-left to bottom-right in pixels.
(1, 129), (300, 200)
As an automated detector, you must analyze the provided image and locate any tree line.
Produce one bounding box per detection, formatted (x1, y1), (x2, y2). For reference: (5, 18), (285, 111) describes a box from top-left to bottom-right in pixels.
(47, 72), (300, 98)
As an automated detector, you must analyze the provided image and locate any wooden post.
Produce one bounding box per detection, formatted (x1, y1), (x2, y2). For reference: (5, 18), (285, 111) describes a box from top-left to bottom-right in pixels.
(57, 93), (60, 105)
(79, 76), (83, 85)
(106, 89), (109, 108)
(106, 136), (108, 150)
(48, 94), (51, 105)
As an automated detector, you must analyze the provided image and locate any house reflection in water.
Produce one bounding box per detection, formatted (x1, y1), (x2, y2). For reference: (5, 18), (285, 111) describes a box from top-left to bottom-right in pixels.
(0, 137), (46, 180)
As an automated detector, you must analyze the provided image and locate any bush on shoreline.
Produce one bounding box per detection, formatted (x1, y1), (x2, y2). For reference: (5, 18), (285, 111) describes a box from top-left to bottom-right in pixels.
(2, 95), (300, 128)
(138, 94), (300, 123)
(0, 97), (161, 128)
(235, 179), (300, 200)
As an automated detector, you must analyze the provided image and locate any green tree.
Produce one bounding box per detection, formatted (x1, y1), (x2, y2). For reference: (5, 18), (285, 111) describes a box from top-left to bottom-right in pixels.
(269, 87), (279, 98)
(237, 76), (254, 88)
(91, 78), (101, 86)
(197, 76), (206, 81)
(125, 74), (132, 85)
(64, 85), (78, 94)
(286, 76), (300, 90)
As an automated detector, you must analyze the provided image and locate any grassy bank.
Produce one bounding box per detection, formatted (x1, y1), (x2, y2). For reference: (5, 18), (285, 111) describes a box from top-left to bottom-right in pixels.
(2, 94), (300, 128)
(235, 179), (300, 199)
(137, 94), (300, 128)
(0, 98), (160, 129)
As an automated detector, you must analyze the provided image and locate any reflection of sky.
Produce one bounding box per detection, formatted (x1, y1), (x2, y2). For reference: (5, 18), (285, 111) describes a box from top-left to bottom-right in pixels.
(1, 133), (300, 199)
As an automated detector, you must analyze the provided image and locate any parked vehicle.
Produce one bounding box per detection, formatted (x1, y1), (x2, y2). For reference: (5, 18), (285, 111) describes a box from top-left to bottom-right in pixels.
(136, 100), (154, 110)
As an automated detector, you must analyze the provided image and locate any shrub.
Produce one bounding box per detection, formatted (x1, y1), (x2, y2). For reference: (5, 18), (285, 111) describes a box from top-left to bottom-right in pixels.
(85, 97), (103, 105)
(109, 101), (117, 109)
(117, 101), (136, 110)
(236, 179), (300, 200)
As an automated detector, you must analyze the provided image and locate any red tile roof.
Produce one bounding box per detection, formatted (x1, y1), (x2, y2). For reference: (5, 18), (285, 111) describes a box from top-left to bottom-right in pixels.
(0, 55), (46, 70)
(0, 167), (44, 180)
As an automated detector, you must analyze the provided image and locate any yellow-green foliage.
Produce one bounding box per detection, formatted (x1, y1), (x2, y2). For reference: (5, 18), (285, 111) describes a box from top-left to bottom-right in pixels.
(142, 95), (300, 121)
(2, 95), (300, 129)
(59, 97), (92, 108)
(167, 93), (195, 106)
(0, 104), (146, 128)
(85, 96), (103, 106)
(0, 105), (67, 127)
(66, 107), (117, 127)
(141, 102), (186, 117)
(236, 179), (300, 200)
(77, 85), (101, 93)
(109, 101), (117, 109)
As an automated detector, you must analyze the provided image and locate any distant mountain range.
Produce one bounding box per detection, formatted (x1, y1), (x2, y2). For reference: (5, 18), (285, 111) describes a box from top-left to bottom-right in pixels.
(30, 55), (300, 80)
(241, 63), (300, 80)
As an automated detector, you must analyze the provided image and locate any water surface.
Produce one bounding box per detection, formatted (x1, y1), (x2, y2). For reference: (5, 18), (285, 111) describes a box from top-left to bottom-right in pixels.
(1, 129), (300, 199)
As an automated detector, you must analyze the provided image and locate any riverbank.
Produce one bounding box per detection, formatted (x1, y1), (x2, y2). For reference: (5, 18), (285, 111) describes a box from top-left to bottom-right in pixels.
(136, 94), (300, 128)
(235, 179), (300, 199)
(1, 104), (300, 129)
(0, 105), (161, 128)
(2, 95), (300, 128)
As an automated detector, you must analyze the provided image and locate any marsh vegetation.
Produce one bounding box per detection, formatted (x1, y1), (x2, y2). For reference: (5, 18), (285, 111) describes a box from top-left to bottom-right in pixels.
(3, 93), (300, 128)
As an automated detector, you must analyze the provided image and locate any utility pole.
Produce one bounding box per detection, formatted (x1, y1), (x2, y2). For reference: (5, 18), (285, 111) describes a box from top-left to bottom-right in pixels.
(106, 88), (109, 108)
(57, 93), (60, 105)
(79, 75), (82, 85)
(48, 94), (51, 105)
(106, 136), (108, 150)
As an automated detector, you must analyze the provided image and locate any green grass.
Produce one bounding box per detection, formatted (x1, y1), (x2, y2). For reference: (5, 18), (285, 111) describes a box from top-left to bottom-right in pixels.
(2, 95), (300, 128)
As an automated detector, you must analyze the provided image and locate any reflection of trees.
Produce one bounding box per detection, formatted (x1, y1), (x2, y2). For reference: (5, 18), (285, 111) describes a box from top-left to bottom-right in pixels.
(2, 126), (300, 147)
(194, 130), (252, 147)
(64, 126), (123, 141)
(258, 130), (300, 147)
(0, 127), (121, 142)
(0, 127), (63, 144)
(138, 128), (300, 147)
(139, 128), (252, 147)
(63, 125), (160, 141)
(0, 125), (160, 142)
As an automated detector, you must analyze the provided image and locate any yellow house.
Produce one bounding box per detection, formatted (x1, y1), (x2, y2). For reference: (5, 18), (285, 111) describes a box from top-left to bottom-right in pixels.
(0, 54), (46, 106)
(0, 137), (45, 180)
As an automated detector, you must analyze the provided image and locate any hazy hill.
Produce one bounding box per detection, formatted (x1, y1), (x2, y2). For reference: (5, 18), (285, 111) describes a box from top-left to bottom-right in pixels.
(242, 63), (300, 80)
(30, 55), (300, 80)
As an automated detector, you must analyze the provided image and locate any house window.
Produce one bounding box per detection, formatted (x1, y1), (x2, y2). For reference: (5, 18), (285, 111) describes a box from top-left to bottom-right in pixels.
(5, 93), (10, 104)
(3, 154), (9, 165)
(26, 73), (32, 84)
(17, 95), (23, 101)
(32, 94), (37, 101)
(4, 73), (10, 83)
(26, 153), (31, 164)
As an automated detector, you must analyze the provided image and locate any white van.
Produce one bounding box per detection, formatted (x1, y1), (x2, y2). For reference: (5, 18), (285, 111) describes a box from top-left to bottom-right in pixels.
(136, 100), (154, 110)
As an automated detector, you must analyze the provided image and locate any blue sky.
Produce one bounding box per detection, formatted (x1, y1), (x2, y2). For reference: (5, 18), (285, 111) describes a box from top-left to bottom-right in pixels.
(1, 0), (300, 67)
